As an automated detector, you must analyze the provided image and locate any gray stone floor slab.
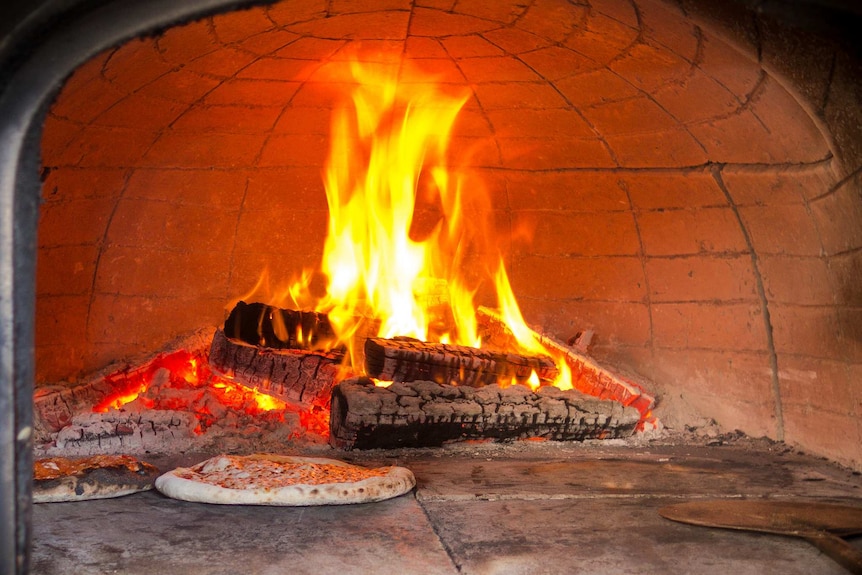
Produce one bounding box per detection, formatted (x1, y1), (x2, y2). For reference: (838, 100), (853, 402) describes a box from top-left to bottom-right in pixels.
(32, 490), (457, 575)
(392, 442), (862, 501)
(421, 497), (851, 575)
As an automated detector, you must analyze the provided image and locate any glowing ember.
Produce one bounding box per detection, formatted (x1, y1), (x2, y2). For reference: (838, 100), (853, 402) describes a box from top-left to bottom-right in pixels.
(91, 352), (196, 413)
(212, 380), (287, 413)
(297, 407), (330, 438)
(93, 384), (150, 413)
(90, 350), (324, 436)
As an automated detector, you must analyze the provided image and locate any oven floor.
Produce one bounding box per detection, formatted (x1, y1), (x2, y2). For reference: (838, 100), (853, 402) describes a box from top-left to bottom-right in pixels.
(31, 438), (862, 574)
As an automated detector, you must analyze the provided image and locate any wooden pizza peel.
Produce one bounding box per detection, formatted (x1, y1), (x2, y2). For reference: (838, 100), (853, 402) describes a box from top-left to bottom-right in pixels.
(659, 500), (862, 574)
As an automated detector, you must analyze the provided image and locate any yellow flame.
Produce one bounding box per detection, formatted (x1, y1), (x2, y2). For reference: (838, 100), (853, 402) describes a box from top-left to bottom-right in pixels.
(181, 358), (199, 384)
(250, 388), (286, 411)
(493, 261), (542, 354)
(490, 264), (574, 389)
(288, 55), (492, 365)
(554, 359), (573, 390)
(527, 370), (541, 391)
(94, 388), (146, 412)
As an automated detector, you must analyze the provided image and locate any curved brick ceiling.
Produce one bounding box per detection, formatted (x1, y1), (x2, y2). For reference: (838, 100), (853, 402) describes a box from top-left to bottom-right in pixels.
(37, 0), (861, 466)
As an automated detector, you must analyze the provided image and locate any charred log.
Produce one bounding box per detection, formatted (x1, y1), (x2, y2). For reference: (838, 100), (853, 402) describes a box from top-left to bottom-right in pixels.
(224, 301), (339, 351)
(329, 377), (640, 450)
(477, 306), (656, 425)
(208, 329), (345, 407)
(364, 337), (559, 387)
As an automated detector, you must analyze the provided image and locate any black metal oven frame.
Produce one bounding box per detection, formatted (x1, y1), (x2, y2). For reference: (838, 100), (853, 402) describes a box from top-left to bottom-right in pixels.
(0, 2), (271, 572)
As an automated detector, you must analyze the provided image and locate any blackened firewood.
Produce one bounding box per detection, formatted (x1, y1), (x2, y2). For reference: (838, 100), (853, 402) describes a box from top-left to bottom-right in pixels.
(329, 377), (640, 450)
(224, 301), (338, 351)
(364, 337), (559, 387)
(209, 329), (345, 407)
(477, 306), (656, 425)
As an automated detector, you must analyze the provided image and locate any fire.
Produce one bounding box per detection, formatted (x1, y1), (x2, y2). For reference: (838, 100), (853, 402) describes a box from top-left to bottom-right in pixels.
(89, 54), (653, 438)
(275, 52), (572, 389)
(212, 51), (657, 426)
(301, 56), (480, 360)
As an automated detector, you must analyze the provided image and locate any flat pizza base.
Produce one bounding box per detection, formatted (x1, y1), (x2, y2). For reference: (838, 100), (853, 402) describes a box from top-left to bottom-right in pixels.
(34, 458), (160, 503)
(155, 454), (416, 506)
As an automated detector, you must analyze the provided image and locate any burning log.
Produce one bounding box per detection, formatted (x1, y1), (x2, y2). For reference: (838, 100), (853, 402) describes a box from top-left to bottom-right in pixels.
(329, 377), (640, 450)
(364, 337), (559, 387)
(536, 334), (655, 419)
(477, 307), (657, 429)
(224, 301), (338, 351)
(208, 329), (344, 408)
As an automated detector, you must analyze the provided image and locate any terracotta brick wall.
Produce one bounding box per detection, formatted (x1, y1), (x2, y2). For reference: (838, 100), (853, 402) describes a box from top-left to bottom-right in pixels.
(36, 0), (862, 468)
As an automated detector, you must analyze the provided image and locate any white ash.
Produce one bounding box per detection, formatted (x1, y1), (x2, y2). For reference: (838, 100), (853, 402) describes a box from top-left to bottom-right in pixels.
(50, 410), (197, 455)
(34, 406), (321, 458)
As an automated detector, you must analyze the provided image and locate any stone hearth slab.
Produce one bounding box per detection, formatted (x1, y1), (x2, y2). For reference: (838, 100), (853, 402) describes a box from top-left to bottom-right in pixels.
(390, 442), (862, 501)
(31, 441), (862, 575)
(31, 491), (457, 575)
(421, 497), (851, 575)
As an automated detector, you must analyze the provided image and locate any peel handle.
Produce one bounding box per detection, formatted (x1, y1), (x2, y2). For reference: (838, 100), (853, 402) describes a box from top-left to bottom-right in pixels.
(803, 531), (862, 575)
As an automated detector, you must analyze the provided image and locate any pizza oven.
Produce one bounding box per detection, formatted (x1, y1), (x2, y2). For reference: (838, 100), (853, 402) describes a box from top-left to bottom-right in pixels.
(3, 0), (862, 573)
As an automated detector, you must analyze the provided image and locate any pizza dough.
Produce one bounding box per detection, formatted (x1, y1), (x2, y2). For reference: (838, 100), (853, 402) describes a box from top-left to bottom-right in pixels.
(155, 454), (415, 506)
(33, 455), (160, 503)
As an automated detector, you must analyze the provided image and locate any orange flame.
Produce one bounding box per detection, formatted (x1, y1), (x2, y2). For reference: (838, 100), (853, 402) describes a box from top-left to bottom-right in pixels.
(300, 56), (482, 364)
(277, 53), (565, 379)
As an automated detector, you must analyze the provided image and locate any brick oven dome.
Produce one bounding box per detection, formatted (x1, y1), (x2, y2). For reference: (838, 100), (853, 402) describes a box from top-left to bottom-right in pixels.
(34, 0), (862, 469)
